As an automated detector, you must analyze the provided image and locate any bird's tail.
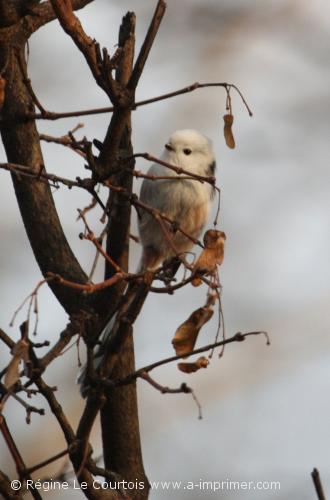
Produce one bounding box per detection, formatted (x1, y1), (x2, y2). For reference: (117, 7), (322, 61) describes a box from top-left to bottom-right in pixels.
(77, 312), (119, 398)
(78, 257), (145, 397)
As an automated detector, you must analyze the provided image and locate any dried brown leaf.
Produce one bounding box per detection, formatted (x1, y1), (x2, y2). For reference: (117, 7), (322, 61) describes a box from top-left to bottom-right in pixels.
(3, 339), (29, 389)
(223, 113), (235, 149)
(192, 229), (226, 286)
(172, 307), (213, 356)
(4, 357), (21, 389)
(178, 356), (209, 373)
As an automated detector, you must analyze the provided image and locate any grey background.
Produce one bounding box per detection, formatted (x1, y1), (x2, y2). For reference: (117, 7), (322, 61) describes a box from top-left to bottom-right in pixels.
(1, 0), (330, 498)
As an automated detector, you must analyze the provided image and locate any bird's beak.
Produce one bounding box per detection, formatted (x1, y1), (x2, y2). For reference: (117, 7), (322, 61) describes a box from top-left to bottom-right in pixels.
(165, 143), (174, 152)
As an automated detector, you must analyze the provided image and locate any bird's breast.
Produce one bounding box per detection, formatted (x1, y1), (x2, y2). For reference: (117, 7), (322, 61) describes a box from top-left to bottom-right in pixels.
(170, 179), (211, 239)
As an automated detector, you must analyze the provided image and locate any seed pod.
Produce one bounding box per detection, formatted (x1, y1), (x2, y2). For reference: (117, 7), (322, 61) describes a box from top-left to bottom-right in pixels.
(223, 113), (235, 149)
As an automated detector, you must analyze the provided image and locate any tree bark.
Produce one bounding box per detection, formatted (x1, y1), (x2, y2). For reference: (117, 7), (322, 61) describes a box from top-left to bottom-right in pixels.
(100, 13), (149, 499)
(0, 13), (88, 314)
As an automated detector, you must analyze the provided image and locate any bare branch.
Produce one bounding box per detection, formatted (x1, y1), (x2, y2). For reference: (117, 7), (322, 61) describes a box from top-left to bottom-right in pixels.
(132, 152), (216, 185)
(50, 0), (101, 80)
(0, 327), (15, 349)
(139, 372), (203, 419)
(40, 313), (90, 369)
(0, 162), (107, 211)
(32, 376), (118, 498)
(0, 161), (209, 255)
(0, 415), (43, 499)
(116, 331), (270, 386)
(312, 468), (327, 500)
(26, 0), (96, 35)
(0, 469), (24, 500)
(0, 43), (89, 315)
(26, 446), (72, 475)
(140, 371), (189, 394)
(39, 123), (85, 157)
(78, 210), (124, 274)
(24, 81), (252, 121)
(0, 415), (26, 478)
(46, 271), (128, 293)
(128, 0), (166, 90)
(96, 12), (136, 180)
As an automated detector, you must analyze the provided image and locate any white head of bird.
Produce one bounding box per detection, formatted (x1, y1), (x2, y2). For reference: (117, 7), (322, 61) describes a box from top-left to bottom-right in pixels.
(161, 129), (216, 178)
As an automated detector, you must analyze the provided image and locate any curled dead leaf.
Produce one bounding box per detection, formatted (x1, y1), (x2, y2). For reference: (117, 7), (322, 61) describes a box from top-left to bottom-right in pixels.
(178, 356), (209, 373)
(223, 113), (235, 149)
(192, 229), (226, 286)
(3, 338), (30, 389)
(172, 306), (213, 356)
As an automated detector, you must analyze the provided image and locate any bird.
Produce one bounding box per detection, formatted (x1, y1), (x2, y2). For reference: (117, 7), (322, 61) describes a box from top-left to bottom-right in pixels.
(138, 129), (216, 270)
(78, 129), (216, 396)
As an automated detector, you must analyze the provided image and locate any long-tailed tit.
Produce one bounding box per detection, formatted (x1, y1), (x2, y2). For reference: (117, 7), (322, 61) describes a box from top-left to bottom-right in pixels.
(78, 129), (216, 396)
(138, 129), (216, 270)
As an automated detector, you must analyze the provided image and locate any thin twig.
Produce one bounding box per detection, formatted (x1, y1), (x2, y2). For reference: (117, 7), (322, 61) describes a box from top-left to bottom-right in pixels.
(15, 49), (47, 115)
(40, 124), (85, 157)
(24, 81), (252, 121)
(9, 279), (48, 327)
(0, 415), (43, 499)
(128, 0), (166, 90)
(139, 371), (203, 419)
(46, 272), (128, 293)
(0, 161), (213, 255)
(0, 161), (208, 253)
(132, 152), (216, 185)
(112, 330), (270, 387)
(0, 162), (92, 190)
(26, 446), (74, 475)
(11, 393), (45, 424)
(87, 226), (108, 282)
(78, 210), (124, 274)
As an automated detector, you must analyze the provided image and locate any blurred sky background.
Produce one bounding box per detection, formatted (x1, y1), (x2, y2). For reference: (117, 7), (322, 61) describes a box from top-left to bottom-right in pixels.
(1, 0), (330, 498)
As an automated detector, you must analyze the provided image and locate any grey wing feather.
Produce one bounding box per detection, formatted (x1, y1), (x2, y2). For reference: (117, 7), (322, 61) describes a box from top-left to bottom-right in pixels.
(139, 165), (163, 208)
(139, 164), (183, 217)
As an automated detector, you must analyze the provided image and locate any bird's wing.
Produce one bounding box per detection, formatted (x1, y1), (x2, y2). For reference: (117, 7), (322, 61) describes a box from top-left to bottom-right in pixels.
(139, 163), (192, 217)
(139, 165), (163, 209)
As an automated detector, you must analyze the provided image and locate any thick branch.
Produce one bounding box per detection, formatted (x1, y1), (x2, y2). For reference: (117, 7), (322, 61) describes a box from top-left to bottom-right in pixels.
(312, 468), (327, 500)
(97, 12), (136, 179)
(33, 375), (119, 499)
(26, 0), (96, 35)
(0, 45), (88, 315)
(50, 1), (100, 79)
(0, 469), (24, 500)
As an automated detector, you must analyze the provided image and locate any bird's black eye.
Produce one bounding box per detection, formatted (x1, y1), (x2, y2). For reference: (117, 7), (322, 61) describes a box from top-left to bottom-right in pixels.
(183, 148), (192, 155)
